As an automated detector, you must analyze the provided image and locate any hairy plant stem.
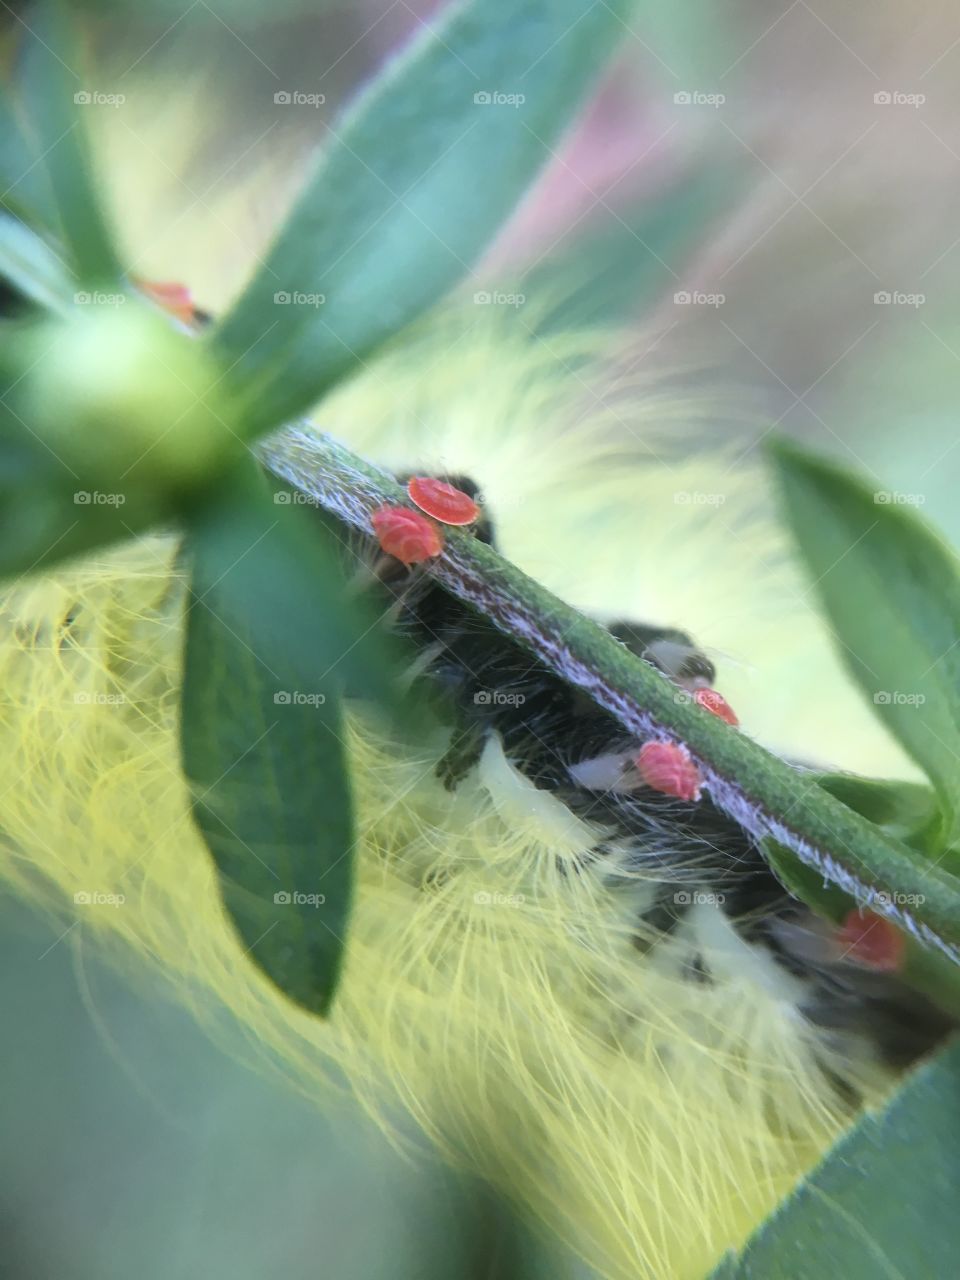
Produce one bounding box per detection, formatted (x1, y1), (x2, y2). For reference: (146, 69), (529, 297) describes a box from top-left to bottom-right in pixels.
(259, 424), (960, 965)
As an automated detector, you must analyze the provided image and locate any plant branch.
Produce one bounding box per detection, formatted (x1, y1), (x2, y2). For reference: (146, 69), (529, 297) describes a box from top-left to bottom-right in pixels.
(259, 425), (960, 965)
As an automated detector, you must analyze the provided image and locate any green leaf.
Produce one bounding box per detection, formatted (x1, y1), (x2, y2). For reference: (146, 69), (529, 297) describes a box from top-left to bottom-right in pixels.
(0, 475), (162, 579)
(520, 159), (743, 333)
(180, 462), (362, 1015)
(709, 1038), (960, 1279)
(771, 439), (960, 848)
(255, 473), (433, 722)
(0, 80), (59, 231)
(816, 773), (942, 852)
(0, 211), (75, 312)
(213, 0), (630, 436)
(14, 2), (121, 283)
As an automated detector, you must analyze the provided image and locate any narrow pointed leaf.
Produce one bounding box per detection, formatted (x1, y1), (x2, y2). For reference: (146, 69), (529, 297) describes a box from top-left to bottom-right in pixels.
(213, 0), (631, 436)
(0, 82), (58, 231)
(771, 439), (960, 848)
(180, 463), (360, 1015)
(0, 211), (75, 311)
(15, 3), (121, 283)
(710, 1039), (960, 1279)
(816, 773), (943, 852)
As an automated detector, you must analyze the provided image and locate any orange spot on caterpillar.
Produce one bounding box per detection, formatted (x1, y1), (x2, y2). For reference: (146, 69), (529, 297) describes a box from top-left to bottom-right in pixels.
(133, 277), (198, 325)
(635, 741), (702, 803)
(406, 476), (480, 526)
(836, 908), (905, 973)
(371, 507), (444, 566)
(694, 687), (739, 726)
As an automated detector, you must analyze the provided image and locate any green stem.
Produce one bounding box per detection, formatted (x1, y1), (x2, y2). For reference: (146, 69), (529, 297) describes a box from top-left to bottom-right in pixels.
(259, 425), (960, 966)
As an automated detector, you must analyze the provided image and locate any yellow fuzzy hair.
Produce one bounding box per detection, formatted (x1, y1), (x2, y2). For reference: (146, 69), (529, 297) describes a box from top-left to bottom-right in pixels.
(0, 307), (912, 1280)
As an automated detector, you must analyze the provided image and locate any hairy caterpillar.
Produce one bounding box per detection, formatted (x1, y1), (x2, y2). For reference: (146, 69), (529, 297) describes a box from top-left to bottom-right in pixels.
(351, 471), (954, 1073)
(0, 305), (949, 1279)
